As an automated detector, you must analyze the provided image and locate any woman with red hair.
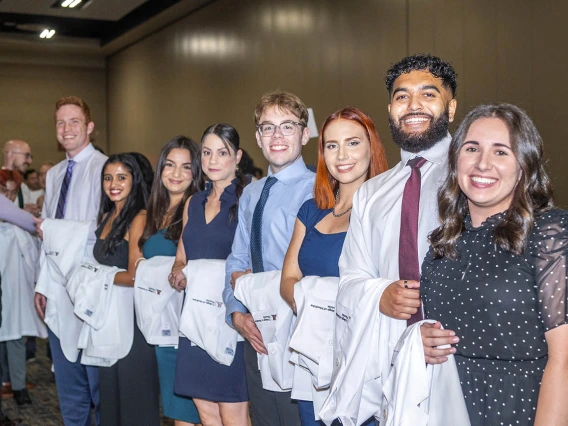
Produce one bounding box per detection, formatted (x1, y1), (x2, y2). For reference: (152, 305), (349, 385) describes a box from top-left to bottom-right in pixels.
(281, 106), (388, 425)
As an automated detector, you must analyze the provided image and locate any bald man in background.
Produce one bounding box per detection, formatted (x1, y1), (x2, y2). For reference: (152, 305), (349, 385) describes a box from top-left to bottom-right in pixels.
(2, 140), (40, 216)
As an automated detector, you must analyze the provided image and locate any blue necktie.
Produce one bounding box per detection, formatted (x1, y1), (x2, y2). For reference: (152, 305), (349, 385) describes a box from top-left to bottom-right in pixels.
(250, 176), (278, 273)
(55, 160), (75, 219)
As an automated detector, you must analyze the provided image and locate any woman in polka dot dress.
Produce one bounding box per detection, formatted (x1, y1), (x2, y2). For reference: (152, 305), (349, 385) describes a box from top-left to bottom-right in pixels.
(420, 103), (568, 426)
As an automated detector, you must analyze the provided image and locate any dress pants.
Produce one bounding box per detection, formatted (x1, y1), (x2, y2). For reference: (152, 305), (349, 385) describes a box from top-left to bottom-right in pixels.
(0, 338), (26, 390)
(48, 327), (100, 426)
(244, 340), (301, 426)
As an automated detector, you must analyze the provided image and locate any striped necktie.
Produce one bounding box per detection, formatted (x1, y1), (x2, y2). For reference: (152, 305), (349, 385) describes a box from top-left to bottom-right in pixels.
(55, 160), (75, 219)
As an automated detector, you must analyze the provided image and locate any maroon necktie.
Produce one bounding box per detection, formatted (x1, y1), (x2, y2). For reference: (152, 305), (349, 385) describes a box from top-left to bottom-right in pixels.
(399, 156), (427, 326)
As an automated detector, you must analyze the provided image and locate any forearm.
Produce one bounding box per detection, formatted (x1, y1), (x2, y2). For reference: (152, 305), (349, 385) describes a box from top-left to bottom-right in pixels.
(113, 270), (135, 287)
(534, 358), (568, 425)
(280, 276), (298, 312)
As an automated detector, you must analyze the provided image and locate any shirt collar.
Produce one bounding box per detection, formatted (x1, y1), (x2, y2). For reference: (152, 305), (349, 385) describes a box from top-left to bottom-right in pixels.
(400, 133), (452, 166)
(66, 143), (95, 164)
(267, 156), (309, 186)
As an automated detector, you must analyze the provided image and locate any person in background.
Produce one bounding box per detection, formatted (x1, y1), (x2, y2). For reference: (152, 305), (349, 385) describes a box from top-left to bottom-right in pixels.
(138, 135), (203, 426)
(1, 140), (38, 216)
(21, 169), (43, 205)
(421, 103), (568, 425)
(224, 91), (315, 426)
(93, 153), (160, 426)
(36, 162), (54, 210)
(170, 124), (250, 426)
(281, 107), (388, 425)
(34, 96), (107, 426)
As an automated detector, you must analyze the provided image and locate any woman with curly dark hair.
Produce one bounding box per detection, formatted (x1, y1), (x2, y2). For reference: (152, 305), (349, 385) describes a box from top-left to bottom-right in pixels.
(420, 103), (568, 425)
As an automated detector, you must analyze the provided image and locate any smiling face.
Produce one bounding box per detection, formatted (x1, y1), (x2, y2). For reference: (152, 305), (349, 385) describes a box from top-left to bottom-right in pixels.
(103, 162), (133, 209)
(255, 106), (309, 174)
(161, 148), (194, 197)
(322, 119), (371, 187)
(201, 134), (241, 184)
(457, 117), (521, 226)
(388, 70), (456, 153)
(55, 104), (94, 158)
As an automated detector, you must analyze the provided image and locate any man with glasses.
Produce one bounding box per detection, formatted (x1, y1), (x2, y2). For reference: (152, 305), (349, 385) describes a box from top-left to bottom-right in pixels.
(2, 140), (33, 210)
(224, 91), (315, 426)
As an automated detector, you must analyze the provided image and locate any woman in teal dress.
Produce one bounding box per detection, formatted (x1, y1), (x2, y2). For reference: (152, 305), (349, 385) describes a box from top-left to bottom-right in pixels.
(137, 135), (204, 426)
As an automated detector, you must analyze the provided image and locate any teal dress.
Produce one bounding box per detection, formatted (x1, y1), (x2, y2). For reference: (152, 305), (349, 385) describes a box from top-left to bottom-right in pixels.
(142, 229), (200, 423)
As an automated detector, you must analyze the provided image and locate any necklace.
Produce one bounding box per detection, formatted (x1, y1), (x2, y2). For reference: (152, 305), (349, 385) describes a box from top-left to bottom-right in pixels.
(332, 189), (352, 218)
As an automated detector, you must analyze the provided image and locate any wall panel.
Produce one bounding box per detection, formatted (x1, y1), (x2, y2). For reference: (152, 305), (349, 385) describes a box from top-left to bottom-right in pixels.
(108, 0), (568, 206)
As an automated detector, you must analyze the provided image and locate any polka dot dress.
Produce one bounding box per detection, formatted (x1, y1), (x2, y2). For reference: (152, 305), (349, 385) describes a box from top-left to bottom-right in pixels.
(422, 209), (568, 426)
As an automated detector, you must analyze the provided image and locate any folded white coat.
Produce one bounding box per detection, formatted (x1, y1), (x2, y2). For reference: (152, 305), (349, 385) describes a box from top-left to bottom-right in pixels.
(35, 218), (91, 362)
(0, 224), (47, 340)
(381, 320), (470, 426)
(319, 283), (385, 426)
(134, 256), (182, 347)
(179, 259), (239, 366)
(290, 275), (338, 388)
(67, 263), (132, 367)
(289, 275), (338, 420)
(234, 270), (295, 392)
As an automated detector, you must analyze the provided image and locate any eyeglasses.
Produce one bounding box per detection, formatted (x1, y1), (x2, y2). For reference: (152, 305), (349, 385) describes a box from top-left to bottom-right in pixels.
(12, 151), (33, 160)
(257, 121), (304, 137)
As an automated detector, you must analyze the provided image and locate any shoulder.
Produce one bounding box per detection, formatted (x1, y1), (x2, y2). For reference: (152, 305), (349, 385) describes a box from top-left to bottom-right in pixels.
(297, 198), (318, 224)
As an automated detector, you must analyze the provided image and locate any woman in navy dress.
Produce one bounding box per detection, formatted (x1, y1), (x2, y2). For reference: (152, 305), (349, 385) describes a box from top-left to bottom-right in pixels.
(170, 124), (250, 426)
(137, 136), (203, 426)
(421, 104), (568, 425)
(281, 107), (389, 426)
(93, 153), (160, 426)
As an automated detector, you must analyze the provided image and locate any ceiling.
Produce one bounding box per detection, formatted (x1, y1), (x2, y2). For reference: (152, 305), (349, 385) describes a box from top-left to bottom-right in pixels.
(0, 0), (210, 47)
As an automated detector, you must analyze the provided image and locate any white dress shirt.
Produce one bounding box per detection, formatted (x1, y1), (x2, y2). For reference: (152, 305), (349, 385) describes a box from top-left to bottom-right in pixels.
(331, 135), (451, 423)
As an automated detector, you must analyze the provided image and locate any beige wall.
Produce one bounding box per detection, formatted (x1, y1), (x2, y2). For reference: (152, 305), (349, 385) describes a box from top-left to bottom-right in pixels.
(107, 0), (568, 207)
(0, 50), (107, 169)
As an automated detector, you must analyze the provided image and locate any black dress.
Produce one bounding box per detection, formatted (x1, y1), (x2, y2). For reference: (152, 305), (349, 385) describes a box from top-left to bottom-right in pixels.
(421, 209), (568, 426)
(93, 220), (160, 426)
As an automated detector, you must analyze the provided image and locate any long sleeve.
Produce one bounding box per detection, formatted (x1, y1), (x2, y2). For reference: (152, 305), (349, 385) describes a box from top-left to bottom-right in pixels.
(0, 194), (36, 233)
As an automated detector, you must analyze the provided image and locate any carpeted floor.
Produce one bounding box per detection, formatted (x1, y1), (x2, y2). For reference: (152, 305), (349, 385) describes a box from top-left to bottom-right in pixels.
(2, 339), (174, 425)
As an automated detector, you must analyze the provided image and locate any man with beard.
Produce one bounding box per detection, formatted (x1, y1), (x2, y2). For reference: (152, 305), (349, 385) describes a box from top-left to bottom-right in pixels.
(327, 54), (457, 423)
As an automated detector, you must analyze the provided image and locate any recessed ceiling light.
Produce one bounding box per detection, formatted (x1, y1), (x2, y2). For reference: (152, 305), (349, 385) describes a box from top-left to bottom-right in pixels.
(62, 0), (82, 7)
(39, 29), (56, 39)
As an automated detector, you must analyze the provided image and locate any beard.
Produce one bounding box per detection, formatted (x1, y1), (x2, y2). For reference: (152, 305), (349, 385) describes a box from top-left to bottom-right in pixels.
(389, 107), (450, 153)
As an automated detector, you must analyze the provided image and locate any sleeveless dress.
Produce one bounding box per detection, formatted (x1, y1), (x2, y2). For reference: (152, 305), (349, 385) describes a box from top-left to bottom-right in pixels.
(93, 217), (160, 426)
(295, 199), (375, 426)
(142, 229), (200, 423)
(174, 180), (248, 402)
(421, 209), (568, 426)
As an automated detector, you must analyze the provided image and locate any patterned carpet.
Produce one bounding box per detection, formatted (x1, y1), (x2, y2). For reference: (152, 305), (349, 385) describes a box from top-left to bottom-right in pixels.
(2, 339), (175, 425)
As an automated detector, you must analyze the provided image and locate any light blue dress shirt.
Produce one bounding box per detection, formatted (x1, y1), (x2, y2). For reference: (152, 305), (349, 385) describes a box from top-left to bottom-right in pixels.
(223, 156), (315, 325)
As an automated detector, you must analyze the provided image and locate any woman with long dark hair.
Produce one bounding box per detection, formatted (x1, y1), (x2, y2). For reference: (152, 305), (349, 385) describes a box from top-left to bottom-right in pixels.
(169, 123), (250, 426)
(94, 152), (160, 426)
(280, 107), (388, 425)
(138, 136), (203, 426)
(421, 103), (568, 425)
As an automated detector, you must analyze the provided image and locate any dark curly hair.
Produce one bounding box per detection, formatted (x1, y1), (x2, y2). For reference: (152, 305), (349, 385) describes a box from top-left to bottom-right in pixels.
(385, 53), (458, 97)
(429, 103), (554, 260)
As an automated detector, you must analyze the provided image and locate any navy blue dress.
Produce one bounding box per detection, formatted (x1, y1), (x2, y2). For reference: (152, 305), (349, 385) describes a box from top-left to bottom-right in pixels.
(296, 199), (375, 426)
(174, 180), (248, 402)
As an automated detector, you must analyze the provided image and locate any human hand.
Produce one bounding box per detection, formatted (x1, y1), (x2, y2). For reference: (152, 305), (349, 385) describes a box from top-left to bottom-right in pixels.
(33, 217), (44, 240)
(420, 321), (459, 364)
(379, 279), (421, 319)
(231, 269), (252, 290)
(232, 312), (268, 354)
(24, 203), (41, 217)
(35, 293), (47, 320)
(168, 270), (187, 292)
